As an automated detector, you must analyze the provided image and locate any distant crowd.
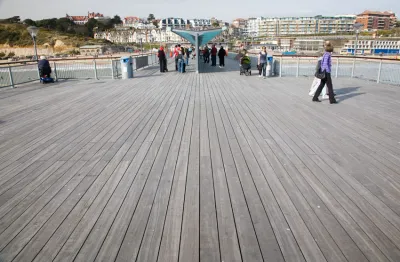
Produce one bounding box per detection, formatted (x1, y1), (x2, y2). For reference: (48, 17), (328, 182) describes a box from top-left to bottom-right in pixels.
(156, 44), (228, 73)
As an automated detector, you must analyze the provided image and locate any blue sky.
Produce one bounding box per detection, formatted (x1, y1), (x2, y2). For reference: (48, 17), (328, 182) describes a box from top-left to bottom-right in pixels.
(0, 0), (398, 21)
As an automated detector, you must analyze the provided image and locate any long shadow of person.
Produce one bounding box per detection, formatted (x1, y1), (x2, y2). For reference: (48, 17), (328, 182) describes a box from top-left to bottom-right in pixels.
(334, 87), (361, 95)
(336, 92), (366, 102)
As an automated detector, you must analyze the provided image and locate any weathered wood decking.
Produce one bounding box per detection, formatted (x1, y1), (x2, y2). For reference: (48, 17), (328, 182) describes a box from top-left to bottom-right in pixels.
(1, 58), (400, 262)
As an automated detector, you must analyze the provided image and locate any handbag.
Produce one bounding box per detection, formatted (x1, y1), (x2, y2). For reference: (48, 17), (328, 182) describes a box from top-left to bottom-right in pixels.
(315, 68), (326, 79)
(314, 59), (326, 79)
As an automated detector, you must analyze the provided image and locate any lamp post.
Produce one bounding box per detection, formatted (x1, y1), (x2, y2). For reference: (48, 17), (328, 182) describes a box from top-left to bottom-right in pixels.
(27, 26), (39, 61)
(250, 31), (256, 50)
(353, 22), (363, 55)
(139, 37), (143, 56)
(149, 33), (153, 53)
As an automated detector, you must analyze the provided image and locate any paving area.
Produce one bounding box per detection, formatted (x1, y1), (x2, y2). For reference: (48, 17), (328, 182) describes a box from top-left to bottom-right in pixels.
(0, 58), (400, 262)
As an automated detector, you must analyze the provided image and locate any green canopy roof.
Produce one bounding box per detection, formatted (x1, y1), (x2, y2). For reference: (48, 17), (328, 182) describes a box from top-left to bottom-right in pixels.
(171, 28), (223, 46)
(171, 28), (225, 73)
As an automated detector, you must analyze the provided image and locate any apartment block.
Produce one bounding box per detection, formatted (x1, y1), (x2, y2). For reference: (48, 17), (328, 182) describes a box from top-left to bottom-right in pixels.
(256, 15), (356, 36)
(356, 10), (397, 31)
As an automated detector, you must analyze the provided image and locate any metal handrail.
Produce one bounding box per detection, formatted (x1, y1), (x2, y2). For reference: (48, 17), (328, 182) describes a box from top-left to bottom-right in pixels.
(0, 51), (162, 88)
(227, 52), (400, 86)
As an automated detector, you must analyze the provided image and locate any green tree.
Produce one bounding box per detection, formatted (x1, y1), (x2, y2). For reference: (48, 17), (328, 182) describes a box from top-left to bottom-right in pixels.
(0, 52), (5, 58)
(86, 18), (98, 32)
(74, 26), (90, 36)
(36, 18), (57, 30)
(396, 21), (400, 28)
(0, 16), (20, 23)
(111, 15), (122, 25)
(23, 19), (36, 26)
(56, 18), (75, 32)
(152, 20), (158, 27)
(147, 14), (155, 22)
(212, 22), (219, 28)
(7, 52), (15, 57)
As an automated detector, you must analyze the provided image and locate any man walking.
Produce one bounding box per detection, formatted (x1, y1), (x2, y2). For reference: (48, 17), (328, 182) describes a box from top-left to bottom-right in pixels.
(218, 46), (226, 68)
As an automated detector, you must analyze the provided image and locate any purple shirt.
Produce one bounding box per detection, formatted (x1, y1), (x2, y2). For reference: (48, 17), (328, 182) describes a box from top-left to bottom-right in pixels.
(321, 52), (332, 73)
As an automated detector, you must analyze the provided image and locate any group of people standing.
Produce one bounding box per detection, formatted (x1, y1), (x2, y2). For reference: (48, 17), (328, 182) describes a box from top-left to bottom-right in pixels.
(203, 44), (227, 68)
(158, 44), (228, 73)
(157, 44), (193, 73)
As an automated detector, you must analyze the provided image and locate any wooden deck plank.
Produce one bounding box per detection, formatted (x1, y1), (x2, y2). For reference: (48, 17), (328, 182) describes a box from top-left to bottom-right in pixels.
(156, 74), (196, 262)
(95, 76), (189, 262)
(133, 76), (194, 262)
(179, 74), (201, 262)
(218, 73), (365, 262)
(7, 72), (180, 262)
(198, 74), (221, 262)
(1, 57), (400, 262)
(227, 72), (396, 260)
(213, 74), (325, 262)
(46, 75), (185, 262)
(210, 74), (286, 262)
(223, 70), (396, 260)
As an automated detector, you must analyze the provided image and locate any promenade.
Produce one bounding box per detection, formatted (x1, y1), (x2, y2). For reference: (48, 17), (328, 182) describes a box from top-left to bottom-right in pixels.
(0, 58), (400, 262)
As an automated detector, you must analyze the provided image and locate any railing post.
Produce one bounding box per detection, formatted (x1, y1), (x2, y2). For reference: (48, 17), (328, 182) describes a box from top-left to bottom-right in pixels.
(111, 59), (115, 79)
(377, 60), (382, 83)
(36, 64), (41, 80)
(296, 57), (299, 77)
(8, 66), (14, 88)
(53, 62), (58, 81)
(335, 58), (339, 78)
(279, 56), (282, 77)
(93, 59), (98, 80)
(351, 58), (356, 78)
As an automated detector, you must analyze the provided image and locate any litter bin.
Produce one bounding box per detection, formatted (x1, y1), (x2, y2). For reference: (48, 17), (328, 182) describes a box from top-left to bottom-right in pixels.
(266, 55), (273, 77)
(120, 56), (134, 79)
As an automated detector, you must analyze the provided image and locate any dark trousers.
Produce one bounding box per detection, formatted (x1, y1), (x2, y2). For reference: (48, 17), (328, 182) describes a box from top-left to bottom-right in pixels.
(159, 58), (167, 72)
(258, 63), (266, 76)
(211, 55), (216, 66)
(39, 67), (51, 77)
(219, 56), (225, 66)
(175, 58), (178, 70)
(313, 73), (335, 102)
(204, 55), (209, 63)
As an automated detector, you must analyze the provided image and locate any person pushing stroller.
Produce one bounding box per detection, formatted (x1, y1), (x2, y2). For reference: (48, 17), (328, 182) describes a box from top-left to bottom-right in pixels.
(239, 52), (251, 76)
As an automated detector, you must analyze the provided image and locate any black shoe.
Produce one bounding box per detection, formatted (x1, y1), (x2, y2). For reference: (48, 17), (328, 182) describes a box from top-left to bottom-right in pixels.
(330, 100), (337, 104)
(312, 99), (321, 102)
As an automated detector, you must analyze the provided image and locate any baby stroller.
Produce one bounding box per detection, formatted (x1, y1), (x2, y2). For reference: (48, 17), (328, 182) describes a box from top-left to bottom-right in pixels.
(240, 56), (252, 76)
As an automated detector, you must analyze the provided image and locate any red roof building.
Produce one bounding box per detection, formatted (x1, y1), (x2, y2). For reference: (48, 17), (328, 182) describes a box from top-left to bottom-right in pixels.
(356, 10), (397, 31)
(66, 12), (105, 25)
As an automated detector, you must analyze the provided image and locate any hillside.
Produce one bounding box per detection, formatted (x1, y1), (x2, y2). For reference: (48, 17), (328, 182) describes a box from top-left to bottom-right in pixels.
(0, 23), (109, 53)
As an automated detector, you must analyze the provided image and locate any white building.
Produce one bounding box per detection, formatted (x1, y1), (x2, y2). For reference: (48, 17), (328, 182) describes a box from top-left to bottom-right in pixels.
(341, 39), (400, 55)
(189, 19), (211, 27)
(293, 39), (325, 52)
(160, 18), (188, 29)
(94, 29), (187, 44)
(258, 15), (356, 37)
(245, 17), (264, 36)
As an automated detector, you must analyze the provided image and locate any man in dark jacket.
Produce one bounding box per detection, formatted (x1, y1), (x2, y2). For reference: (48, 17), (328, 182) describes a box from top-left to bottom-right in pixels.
(218, 46), (226, 68)
(210, 44), (217, 66)
(38, 56), (51, 77)
(158, 46), (168, 72)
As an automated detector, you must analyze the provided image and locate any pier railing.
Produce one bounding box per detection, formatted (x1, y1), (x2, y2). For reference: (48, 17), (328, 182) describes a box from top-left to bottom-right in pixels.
(0, 52), (160, 88)
(228, 53), (400, 86)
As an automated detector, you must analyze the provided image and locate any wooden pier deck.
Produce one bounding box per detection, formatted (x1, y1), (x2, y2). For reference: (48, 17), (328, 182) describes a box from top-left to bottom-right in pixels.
(1, 59), (400, 262)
